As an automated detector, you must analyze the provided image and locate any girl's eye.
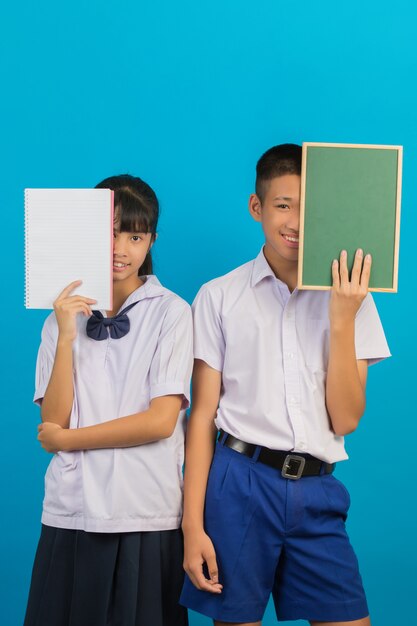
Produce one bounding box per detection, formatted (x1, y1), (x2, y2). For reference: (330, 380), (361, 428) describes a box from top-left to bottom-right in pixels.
(131, 235), (142, 242)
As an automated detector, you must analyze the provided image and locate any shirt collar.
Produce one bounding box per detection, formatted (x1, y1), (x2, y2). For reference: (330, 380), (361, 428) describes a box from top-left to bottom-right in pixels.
(102, 275), (166, 316)
(122, 275), (166, 307)
(250, 247), (297, 296)
(251, 247), (277, 287)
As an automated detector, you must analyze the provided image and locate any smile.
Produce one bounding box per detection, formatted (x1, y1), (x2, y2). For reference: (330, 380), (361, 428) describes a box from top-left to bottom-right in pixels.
(113, 262), (130, 269)
(281, 234), (299, 244)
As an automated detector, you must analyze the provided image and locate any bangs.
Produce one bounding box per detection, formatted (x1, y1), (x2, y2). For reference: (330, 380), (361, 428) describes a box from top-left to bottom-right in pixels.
(113, 188), (156, 234)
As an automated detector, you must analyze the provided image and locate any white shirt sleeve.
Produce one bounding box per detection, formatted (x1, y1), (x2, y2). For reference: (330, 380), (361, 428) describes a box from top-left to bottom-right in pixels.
(354, 293), (391, 365)
(192, 284), (225, 372)
(33, 314), (58, 405)
(149, 300), (193, 408)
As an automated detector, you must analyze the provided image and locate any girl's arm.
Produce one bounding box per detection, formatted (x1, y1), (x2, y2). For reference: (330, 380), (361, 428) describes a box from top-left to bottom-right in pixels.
(325, 249), (371, 436)
(41, 337), (75, 427)
(41, 281), (96, 427)
(38, 394), (184, 450)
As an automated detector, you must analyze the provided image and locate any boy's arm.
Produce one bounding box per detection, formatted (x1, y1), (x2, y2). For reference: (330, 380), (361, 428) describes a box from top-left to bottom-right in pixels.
(325, 249), (371, 436)
(38, 394), (184, 450)
(182, 359), (223, 594)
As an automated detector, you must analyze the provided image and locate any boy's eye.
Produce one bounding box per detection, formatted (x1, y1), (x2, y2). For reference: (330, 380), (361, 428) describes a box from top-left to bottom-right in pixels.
(275, 204), (290, 210)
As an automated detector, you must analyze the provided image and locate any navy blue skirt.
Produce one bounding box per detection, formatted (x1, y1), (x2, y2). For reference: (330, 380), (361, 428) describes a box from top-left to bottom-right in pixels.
(24, 525), (188, 626)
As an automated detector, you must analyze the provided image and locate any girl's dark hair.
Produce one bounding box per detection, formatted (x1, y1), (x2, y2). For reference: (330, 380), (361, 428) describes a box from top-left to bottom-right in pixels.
(95, 174), (159, 276)
(256, 143), (302, 202)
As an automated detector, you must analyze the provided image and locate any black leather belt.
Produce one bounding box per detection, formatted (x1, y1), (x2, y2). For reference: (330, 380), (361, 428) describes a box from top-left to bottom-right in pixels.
(218, 430), (335, 480)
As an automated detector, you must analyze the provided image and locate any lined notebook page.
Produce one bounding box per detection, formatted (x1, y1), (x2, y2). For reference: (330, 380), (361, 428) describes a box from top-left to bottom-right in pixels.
(25, 189), (114, 309)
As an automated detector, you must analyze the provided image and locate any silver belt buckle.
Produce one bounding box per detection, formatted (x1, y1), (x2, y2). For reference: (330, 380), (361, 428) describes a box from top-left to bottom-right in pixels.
(282, 454), (306, 480)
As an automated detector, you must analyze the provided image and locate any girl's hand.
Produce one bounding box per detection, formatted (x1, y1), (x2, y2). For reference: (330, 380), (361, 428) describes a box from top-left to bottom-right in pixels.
(329, 249), (372, 329)
(54, 281), (97, 342)
(38, 422), (68, 453)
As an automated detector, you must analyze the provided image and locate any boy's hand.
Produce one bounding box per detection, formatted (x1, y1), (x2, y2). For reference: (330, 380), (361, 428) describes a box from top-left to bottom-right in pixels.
(329, 249), (371, 329)
(37, 422), (68, 453)
(183, 528), (223, 594)
(54, 281), (97, 343)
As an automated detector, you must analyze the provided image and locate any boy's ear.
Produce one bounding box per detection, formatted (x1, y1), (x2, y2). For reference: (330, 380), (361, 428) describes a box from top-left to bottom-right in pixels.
(249, 194), (263, 223)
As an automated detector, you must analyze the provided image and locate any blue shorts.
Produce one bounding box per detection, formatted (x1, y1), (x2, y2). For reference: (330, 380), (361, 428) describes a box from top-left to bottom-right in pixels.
(180, 441), (368, 623)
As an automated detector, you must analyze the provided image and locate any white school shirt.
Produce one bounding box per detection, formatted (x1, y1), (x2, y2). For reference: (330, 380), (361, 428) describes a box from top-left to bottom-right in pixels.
(193, 248), (391, 464)
(34, 276), (193, 533)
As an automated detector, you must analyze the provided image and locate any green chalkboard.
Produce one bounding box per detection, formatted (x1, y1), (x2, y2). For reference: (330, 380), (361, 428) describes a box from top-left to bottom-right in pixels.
(298, 143), (402, 292)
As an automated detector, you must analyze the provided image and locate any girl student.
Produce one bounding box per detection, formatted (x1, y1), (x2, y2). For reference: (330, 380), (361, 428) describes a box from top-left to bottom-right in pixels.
(24, 175), (192, 626)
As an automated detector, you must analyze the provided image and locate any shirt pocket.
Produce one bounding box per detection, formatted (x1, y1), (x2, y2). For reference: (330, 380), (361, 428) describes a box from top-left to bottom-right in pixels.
(43, 452), (80, 515)
(304, 319), (330, 373)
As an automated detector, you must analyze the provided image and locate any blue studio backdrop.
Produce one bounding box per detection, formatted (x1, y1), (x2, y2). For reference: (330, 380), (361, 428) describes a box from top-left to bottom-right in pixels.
(1, 1), (416, 624)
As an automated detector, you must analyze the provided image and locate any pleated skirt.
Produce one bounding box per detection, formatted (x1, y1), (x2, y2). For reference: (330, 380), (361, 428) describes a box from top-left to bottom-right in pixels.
(24, 525), (188, 626)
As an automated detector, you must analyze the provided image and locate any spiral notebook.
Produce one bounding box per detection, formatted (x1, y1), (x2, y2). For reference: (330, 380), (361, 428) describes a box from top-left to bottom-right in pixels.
(25, 188), (114, 309)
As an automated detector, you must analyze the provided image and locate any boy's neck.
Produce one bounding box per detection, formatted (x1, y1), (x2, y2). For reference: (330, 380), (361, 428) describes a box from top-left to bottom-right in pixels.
(108, 276), (144, 317)
(263, 244), (298, 293)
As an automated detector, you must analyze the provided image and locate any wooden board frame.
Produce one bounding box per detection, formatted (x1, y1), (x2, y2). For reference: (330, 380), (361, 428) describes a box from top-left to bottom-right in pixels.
(298, 142), (403, 292)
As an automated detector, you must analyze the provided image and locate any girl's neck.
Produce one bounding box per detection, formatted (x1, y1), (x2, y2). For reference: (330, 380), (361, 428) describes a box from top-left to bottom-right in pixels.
(107, 276), (144, 317)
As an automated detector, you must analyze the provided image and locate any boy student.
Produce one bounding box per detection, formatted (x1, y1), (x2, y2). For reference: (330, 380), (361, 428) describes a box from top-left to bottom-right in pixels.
(180, 144), (390, 626)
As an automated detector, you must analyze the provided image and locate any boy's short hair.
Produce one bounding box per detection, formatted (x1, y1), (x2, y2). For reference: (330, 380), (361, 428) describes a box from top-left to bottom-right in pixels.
(256, 143), (302, 202)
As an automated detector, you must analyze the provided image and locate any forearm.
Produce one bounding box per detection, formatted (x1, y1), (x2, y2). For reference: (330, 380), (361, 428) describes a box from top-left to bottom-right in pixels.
(41, 339), (74, 427)
(182, 412), (217, 532)
(326, 320), (366, 436)
(59, 397), (182, 451)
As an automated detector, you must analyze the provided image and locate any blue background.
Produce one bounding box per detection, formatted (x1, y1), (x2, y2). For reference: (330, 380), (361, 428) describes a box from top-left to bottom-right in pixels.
(2, 1), (416, 624)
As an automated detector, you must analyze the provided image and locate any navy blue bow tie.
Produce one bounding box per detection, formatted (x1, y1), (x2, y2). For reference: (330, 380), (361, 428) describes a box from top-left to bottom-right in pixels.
(86, 301), (139, 341)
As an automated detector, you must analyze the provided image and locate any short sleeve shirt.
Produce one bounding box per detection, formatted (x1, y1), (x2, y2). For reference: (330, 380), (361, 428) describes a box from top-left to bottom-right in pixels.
(34, 276), (193, 532)
(192, 249), (391, 463)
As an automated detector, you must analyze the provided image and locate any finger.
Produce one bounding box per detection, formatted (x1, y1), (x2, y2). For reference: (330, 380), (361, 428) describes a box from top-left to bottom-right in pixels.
(67, 296), (97, 304)
(55, 280), (83, 301)
(205, 578), (223, 591)
(61, 301), (91, 310)
(82, 304), (93, 317)
(190, 568), (222, 593)
(67, 301), (95, 315)
(59, 296), (97, 306)
(339, 250), (349, 286)
(360, 253), (372, 289)
(331, 259), (340, 289)
(350, 249), (363, 288)
(64, 302), (94, 317)
(206, 554), (219, 584)
(186, 566), (207, 590)
(75, 303), (93, 317)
